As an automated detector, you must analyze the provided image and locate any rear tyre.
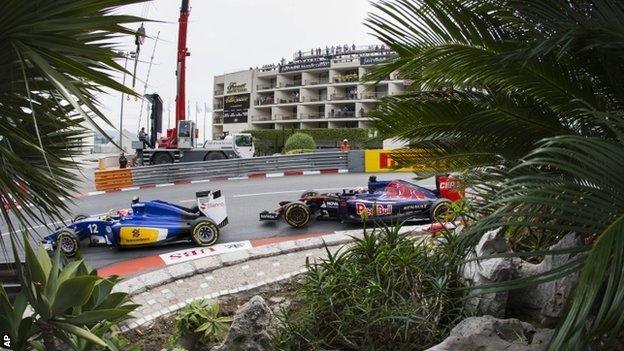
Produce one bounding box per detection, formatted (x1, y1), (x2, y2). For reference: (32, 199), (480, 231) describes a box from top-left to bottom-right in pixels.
(284, 201), (311, 228)
(300, 190), (318, 199)
(430, 200), (454, 223)
(56, 230), (79, 258)
(151, 152), (174, 165)
(205, 152), (227, 161)
(191, 219), (219, 246)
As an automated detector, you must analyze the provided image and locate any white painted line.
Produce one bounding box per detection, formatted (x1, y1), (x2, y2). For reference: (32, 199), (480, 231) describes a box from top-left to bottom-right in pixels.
(266, 173), (284, 178)
(303, 170), (321, 175)
(121, 186), (140, 192)
(179, 199), (195, 203)
(232, 187), (343, 198)
(87, 191), (106, 196)
(338, 169), (349, 174)
(227, 176), (248, 181)
(155, 183), (174, 188)
(190, 179), (210, 184)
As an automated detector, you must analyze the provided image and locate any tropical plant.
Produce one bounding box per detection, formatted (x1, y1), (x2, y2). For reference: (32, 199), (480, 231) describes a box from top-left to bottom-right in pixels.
(175, 299), (231, 343)
(273, 223), (466, 350)
(0, 237), (138, 351)
(366, 0), (624, 349)
(283, 132), (316, 153)
(0, 0), (146, 254)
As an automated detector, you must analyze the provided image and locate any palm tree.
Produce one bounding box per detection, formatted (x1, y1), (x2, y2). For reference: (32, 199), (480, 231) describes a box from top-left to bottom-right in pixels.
(0, 0), (148, 348)
(366, 0), (624, 349)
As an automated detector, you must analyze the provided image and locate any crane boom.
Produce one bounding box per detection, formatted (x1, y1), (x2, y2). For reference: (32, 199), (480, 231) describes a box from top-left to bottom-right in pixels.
(159, 0), (190, 149)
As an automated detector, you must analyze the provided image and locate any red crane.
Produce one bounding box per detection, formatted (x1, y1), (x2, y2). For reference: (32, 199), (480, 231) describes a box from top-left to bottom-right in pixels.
(158, 0), (191, 149)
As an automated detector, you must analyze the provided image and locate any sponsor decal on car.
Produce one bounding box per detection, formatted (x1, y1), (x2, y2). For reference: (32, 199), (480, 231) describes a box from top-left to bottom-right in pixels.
(119, 227), (168, 245)
(403, 204), (428, 211)
(355, 202), (393, 216)
(321, 201), (339, 208)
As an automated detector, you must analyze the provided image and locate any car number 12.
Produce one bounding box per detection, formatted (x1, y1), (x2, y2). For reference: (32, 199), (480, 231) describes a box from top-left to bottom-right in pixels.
(88, 223), (99, 234)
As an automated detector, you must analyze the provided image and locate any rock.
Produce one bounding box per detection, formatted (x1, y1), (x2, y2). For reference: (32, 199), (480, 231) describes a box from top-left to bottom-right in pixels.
(268, 296), (286, 304)
(210, 295), (273, 351)
(463, 228), (513, 317)
(508, 234), (584, 326)
(425, 315), (553, 351)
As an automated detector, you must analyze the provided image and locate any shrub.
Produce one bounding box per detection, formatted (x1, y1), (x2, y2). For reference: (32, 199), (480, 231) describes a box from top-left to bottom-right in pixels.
(175, 299), (231, 342)
(283, 132), (315, 153)
(285, 148), (315, 155)
(244, 128), (382, 154)
(273, 224), (467, 350)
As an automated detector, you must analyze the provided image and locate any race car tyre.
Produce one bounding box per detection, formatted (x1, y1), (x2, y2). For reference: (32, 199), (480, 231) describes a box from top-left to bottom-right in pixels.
(191, 219), (220, 246)
(73, 214), (88, 222)
(205, 152), (227, 161)
(284, 201), (311, 228)
(152, 152), (174, 165)
(430, 199), (454, 223)
(57, 230), (79, 258)
(300, 190), (318, 199)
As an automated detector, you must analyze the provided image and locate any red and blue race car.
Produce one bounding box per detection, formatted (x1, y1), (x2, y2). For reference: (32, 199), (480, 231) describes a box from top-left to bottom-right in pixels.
(42, 190), (228, 257)
(259, 175), (462, 228)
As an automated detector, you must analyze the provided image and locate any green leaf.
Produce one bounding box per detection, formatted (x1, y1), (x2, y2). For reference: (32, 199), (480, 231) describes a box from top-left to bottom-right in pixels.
(51, 321), (106, 347)
(67, 308), (136, 326)
(51, 276), (98, 315)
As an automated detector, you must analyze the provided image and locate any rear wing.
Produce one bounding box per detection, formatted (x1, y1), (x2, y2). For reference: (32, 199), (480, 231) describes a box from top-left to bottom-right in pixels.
(196, 190), (228, 227)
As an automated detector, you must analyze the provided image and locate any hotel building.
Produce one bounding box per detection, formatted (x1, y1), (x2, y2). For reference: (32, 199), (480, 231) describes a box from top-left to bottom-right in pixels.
(211, 45), (408, 138)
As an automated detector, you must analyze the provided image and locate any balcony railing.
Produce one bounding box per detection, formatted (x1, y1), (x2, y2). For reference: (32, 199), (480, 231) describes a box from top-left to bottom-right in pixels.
(360, 92), (388, 100)
(304, 78), (330, 86)
(213, 117), (223, 124)
(281, 81), (302, 88)
(299, 113), (326, 120)
(277, 98), (300, 104)
(329, 94), (358, 101)
(333, 74), (359, 83)
(329, 110), (356, 118)
(274, 114), (298, 121)
(256, 98), (275, 106)
(252, 115), (272, 121)
(256, 84), (276, 90)
(214, 90), (224, 95)
(300, 96), (327, 102)
(214, 104), (224, 109)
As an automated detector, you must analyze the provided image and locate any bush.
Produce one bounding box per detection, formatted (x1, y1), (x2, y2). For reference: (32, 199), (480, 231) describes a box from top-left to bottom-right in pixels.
(285, 148), (315, 155)
(175, 299), (231, 342)
(273, 224), (467, 350)
(283, 132), (316, 153)
(244, 128), (382, 154)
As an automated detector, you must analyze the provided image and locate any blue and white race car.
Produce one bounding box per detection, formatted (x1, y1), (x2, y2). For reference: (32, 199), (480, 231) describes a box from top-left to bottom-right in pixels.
(42, 190), (228, 257)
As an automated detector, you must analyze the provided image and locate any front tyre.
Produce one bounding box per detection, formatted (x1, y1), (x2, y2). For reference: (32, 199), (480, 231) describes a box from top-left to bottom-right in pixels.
(191, 219), (220, 246)
(430, 199), (454, 223)
(57, 230), (79, 257)
(284, 201), (311, 228)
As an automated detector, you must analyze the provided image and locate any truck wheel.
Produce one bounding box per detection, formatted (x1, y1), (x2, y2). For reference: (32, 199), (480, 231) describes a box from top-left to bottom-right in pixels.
(191, 219), (219, 246)
(57, 230), (79, 257)
(204, 152), (227, 161)
(430, 199), (454, 223)
(152, 152), (173, 165)
(284, 201), (311, 228)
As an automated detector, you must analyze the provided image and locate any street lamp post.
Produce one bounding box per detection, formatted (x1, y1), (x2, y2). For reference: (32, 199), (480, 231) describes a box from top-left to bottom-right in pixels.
(118, 51), (135, 150)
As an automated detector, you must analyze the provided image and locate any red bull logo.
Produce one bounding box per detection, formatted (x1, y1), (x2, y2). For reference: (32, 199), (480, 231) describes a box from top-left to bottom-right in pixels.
(356, 202), (393, 216)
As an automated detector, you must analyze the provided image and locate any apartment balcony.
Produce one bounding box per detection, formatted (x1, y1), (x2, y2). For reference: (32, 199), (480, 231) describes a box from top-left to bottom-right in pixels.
(214, 89), (224, 96)
(213, 116), (223, 124)
(333, 74), (359, 83)
(304, 77), (329, 86)
(328, 110), (357, 118)
(256, 84), (277, 91)
(251, 115), (272, 122)
(214, 103), (224, 110)
(329, 93), (358, 101)
(299, 113), (326, 120)
(300, 96), (327, 102)
(279, 81), (302, 88)
(274, 114), (298, 121)
(276, 97), (300, 105)
(360, 92), (389, 100)
(255, 98), (275, 106)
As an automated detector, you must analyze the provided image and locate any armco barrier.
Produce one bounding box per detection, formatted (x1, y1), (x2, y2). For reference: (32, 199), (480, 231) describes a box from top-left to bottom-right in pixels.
(0, 262), (21, 301)
(130, 151), (349, 186)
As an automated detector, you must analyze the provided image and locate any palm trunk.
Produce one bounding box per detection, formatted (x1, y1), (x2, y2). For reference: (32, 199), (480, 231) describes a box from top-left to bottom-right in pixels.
(40, 322), (57, 351)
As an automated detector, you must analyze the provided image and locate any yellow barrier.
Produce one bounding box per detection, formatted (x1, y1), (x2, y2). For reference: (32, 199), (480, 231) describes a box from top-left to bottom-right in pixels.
(364, 149), (412, 173)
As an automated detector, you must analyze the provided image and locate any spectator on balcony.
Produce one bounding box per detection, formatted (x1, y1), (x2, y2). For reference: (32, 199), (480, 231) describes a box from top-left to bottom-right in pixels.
(340, 139), (351, 152)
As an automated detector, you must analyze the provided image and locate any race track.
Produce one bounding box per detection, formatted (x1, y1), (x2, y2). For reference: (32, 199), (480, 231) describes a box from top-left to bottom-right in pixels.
(0, 173), (433, 269)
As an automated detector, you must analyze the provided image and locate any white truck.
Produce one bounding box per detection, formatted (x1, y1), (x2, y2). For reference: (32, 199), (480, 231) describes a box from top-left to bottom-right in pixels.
(137, 121), (255, 165)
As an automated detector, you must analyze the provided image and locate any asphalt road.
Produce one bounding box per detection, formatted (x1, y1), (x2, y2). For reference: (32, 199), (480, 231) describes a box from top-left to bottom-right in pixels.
(0, 173), (433, 269)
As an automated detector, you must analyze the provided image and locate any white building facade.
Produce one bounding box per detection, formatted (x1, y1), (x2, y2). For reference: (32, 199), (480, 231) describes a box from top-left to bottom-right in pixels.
(212, 45), (408, 138)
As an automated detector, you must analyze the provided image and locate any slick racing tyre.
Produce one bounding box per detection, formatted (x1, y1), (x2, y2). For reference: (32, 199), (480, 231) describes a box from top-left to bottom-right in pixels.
(191, 219), (220, 246)
(57, 230), (79, 258)
(284, 201), (311, 228)
(430, 199), (455, 223)
(300, 190), (318, 199)
(73, 214), (88, 222)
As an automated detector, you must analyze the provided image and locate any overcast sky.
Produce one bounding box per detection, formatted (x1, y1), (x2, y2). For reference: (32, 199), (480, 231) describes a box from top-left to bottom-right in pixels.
(99, 0), (378, 142)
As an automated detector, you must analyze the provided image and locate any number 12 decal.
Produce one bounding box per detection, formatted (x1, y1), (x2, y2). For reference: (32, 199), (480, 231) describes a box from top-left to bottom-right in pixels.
(88, 223), (99, 234)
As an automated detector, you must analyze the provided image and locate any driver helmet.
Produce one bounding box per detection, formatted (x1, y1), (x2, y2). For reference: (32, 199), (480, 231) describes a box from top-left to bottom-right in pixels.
(132, 196), (139, 204)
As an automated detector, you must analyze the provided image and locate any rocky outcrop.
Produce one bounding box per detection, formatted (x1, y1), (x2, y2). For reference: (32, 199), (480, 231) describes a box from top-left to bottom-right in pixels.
(462, 228), (512, 317)
(210, 296), (273, 351)
(508, 234), (584, 327)
(425, 315), (554, 351)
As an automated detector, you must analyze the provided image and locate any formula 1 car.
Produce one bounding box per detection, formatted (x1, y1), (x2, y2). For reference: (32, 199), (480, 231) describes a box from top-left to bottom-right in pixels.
(42, 190), (228, 257)
(259, 175), (462, 228)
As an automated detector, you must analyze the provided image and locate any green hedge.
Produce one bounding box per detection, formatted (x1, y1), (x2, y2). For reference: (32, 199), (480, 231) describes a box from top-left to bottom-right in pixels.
(245, 128), (382, 155)
(284, 132), (316, 152)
